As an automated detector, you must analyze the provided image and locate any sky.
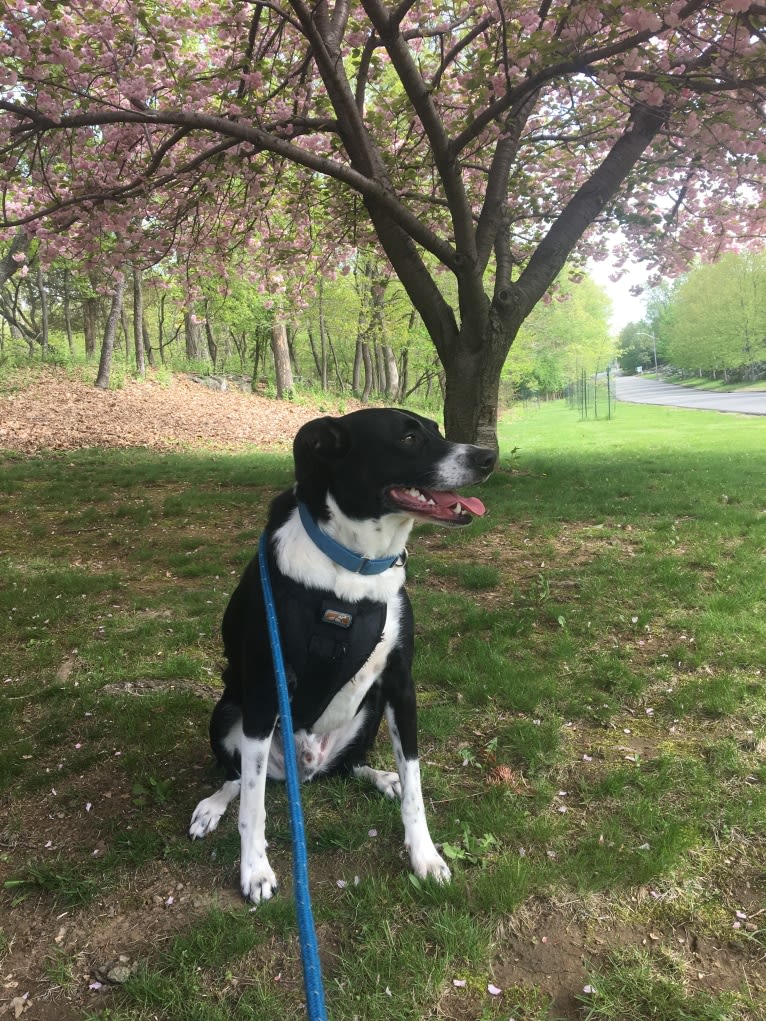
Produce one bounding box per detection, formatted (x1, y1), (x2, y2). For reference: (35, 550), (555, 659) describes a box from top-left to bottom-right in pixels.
(587, 258), (649, 334)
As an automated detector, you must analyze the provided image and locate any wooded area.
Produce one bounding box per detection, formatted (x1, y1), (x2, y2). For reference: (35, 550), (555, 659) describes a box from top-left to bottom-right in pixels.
(0, 239), (625, 407)
(0, 250), (455, 408)
(2, 2), (765, 445)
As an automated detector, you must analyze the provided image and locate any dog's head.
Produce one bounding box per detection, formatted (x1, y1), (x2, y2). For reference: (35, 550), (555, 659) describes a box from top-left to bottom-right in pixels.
(293, 408), (496, 526)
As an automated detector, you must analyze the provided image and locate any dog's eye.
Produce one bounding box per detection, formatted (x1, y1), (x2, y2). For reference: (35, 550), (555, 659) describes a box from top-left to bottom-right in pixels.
(401, 432), (417, 446)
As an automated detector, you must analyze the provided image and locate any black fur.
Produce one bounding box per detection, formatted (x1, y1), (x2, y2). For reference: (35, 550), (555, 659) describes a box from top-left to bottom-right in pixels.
(191, 408), (495, 899)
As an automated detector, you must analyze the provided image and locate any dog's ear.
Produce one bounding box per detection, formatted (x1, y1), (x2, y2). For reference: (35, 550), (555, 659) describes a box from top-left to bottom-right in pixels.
(293, 416), (351, 464)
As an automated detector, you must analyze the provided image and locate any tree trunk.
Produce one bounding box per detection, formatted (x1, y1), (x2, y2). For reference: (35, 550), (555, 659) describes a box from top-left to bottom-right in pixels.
(374, 343), (385, 394)
(205, 314), (218, 369)
(361, 342), (373, 403)
(36, 264), (49, 355)
(270, 321), (294, 398)
(252, 324), (268, 388)
(352, 338), (363, 395)
(307, 327), (322, 380)
(287, 323), (301, 377)
(442, 322), (511, 450)
(132, 267), (145, 376)
(185, 311), (206, 361)
(63, 268), (73, 353)
(120, 304), (130, 356)
(0, 231), (29, 287)
(398, 348), (408, 402)
(382, 345), (399, 400)
(157, 294), (167, 364)
(142, 315), (156, 368)
(95, 273), (126, 389)
(326, 331), (344, 390)
(317, 280), (329, 390)
(83, 296), (98, 359)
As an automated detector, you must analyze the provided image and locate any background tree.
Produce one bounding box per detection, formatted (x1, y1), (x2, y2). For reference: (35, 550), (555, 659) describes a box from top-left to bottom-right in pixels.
(507, 273), (614, 395)
(662, 253), (766, 379)
(618, 321), (658, 375)
(94, 272), (127, 389)
(2, 1), (764, 443)
(644, 281), (677, 367)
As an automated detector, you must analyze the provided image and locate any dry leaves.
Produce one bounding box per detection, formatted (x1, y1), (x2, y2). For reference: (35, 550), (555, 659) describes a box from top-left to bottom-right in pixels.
(0, 369), (343, 454)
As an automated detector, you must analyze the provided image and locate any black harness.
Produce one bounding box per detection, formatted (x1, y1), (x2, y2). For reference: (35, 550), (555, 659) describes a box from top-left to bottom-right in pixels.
(268, 565), (388, 729)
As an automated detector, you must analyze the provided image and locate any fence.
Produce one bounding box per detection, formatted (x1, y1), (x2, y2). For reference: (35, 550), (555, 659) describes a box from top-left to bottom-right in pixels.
(566, 366), (616, 420)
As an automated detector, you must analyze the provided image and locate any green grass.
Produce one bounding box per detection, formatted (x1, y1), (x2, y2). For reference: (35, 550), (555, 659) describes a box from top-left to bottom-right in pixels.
(582, 946), (755, 1020)
(1, 397), (765, 1020)
(653, 373), (766, 393)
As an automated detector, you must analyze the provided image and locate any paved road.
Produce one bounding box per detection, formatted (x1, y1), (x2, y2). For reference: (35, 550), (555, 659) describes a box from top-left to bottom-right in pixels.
(615, 375), (766, 416)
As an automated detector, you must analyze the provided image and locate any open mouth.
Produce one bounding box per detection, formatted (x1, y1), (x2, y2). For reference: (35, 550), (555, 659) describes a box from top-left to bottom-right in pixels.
(387, 485), (486, 525)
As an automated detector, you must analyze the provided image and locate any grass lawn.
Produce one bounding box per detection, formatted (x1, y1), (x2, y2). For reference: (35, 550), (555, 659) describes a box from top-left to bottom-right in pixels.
(1, 399), (765, 1020)
(644, 373), (766, 393)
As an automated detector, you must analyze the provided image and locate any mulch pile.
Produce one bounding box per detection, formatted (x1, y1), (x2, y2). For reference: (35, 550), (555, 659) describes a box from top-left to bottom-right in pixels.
(0, 368), (338, 454)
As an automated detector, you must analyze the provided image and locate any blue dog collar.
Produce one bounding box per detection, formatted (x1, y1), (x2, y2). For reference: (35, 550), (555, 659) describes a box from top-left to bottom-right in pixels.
(297, 502), (405, 575)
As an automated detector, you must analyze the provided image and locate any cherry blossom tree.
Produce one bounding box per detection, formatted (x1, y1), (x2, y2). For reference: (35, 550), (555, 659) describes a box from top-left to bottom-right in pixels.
(1, 1), (765, 445)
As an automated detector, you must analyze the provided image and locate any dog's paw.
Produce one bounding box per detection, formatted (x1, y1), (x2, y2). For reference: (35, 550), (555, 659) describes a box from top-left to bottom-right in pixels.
(371, 769), (402, 800)
(353, 765), (402, 800)
(240, 858), (278, 904)
(409, 844), (452, 885)
(189, 797), (225, 839)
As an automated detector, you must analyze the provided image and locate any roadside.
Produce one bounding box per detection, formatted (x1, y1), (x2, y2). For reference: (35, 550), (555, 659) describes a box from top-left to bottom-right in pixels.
(651, 376), (766, 394)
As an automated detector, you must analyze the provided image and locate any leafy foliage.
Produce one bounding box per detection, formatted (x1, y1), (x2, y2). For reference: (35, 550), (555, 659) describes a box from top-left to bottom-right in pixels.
(622, 252), (766, 381)
(1, 1), (765, 441)
(507, 274), (615, 395)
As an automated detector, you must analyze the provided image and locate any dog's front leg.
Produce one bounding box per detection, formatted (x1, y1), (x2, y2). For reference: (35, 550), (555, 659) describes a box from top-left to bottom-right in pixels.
(385, 701), (451, 884)
(239, 731), (278, 903)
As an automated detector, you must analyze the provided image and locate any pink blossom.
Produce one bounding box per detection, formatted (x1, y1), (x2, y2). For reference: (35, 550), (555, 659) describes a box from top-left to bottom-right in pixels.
(622, 9), (663, 33)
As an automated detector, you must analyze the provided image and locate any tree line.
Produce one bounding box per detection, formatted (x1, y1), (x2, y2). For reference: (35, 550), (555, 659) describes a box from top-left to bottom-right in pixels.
(1, 237), (619, 407)
(0, 245), (449, 408)
(620, 252), (766, 382)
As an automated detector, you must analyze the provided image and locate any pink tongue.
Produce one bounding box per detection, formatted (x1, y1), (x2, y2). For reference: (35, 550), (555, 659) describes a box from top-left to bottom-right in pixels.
(428, 490), (486, 516)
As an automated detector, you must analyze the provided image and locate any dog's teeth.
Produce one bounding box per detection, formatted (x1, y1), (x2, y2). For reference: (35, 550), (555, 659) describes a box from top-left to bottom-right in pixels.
(454, 503), (463, 514)
(427, 498), (436, 506)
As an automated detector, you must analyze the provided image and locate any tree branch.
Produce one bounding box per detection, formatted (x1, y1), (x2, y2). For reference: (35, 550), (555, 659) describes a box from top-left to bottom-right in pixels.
(360, 0), (476, 261)
(474, 91), (539, 273)
(1, 103), (458, 269)
(450, 0), (709, 155)
(0, 231), (30, 288)
(511, 103), (668, 322)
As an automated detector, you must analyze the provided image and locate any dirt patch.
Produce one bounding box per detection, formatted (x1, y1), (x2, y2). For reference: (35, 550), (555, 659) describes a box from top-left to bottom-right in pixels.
(490, 897), (766, 1020)
(0, 366), (352, 454)
(1, 860), (238, 1021)
(100, 677), (221, 700)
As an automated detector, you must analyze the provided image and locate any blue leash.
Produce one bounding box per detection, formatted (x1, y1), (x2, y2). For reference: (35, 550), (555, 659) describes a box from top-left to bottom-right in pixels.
(258, 533), (329, 1021)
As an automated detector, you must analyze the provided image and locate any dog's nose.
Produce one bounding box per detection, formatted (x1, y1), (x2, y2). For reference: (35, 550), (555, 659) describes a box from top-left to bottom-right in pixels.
(471, 447), (497, 473)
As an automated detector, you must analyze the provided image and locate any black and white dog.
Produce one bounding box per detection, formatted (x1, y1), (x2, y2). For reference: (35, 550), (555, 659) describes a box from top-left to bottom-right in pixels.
(189, 408), (495, 902)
